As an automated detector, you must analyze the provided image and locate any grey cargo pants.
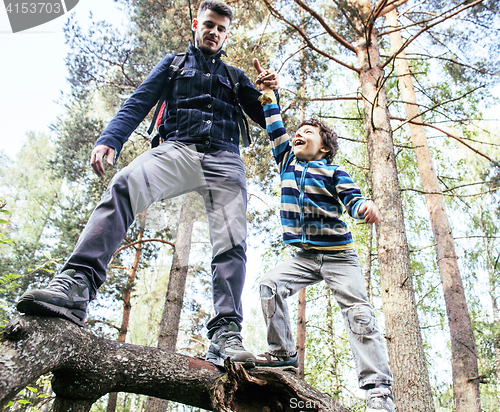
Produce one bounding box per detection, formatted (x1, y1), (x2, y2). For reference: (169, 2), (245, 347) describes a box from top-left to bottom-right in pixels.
(259, 248), (393, 389)
(62, 141), (247, 337)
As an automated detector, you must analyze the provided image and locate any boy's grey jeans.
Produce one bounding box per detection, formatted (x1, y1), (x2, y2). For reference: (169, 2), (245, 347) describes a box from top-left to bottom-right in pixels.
(259, 249), (393, 389)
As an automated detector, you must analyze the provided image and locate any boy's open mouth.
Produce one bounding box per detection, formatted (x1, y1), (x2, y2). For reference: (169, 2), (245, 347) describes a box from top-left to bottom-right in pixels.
(293, 138), (305, 147)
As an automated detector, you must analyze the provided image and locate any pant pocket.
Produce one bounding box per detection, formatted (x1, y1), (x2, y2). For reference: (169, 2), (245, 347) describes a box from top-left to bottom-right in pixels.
(347, 304), (375, 335)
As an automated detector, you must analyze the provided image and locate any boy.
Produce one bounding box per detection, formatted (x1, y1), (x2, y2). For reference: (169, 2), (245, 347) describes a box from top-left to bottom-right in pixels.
(253, 60), (395, 412)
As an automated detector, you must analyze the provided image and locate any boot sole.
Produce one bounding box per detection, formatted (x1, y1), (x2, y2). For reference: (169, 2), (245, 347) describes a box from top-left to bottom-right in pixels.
(206, 353), (256, 369)
(17, 296), (86, 327)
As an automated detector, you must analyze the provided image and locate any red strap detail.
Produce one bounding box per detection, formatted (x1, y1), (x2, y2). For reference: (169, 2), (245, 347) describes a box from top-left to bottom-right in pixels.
(156, 102), (166, 130)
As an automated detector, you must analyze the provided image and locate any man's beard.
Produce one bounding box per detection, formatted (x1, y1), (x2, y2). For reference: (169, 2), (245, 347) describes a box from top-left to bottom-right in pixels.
(196, 35), (224, 56)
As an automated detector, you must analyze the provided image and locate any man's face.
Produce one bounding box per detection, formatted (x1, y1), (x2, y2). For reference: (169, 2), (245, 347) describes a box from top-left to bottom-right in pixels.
(292, 124), (329, 162)
(192, 9), (230, 57)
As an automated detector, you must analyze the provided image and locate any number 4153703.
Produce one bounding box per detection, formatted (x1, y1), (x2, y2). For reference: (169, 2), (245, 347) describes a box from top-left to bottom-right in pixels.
(5, 3), (63, 14)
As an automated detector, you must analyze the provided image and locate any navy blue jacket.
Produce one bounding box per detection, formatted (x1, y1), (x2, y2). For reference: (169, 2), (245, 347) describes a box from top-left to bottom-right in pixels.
(96, 44), (266, 157)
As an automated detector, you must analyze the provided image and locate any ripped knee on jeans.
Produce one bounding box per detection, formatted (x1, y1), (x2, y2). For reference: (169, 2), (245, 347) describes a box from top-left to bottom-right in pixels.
(260, 284), (276, 318)
(347, 304), (376, 335)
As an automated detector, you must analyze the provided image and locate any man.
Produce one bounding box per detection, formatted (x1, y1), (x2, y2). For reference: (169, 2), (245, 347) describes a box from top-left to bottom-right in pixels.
(17, 0), (278, 369)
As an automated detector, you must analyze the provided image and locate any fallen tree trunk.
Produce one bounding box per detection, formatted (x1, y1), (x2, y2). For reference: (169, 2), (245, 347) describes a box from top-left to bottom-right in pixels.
(0, 315), (349, 412)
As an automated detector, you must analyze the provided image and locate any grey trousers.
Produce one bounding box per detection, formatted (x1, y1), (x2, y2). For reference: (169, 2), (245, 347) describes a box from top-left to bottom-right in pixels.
(259, 248), (393, 389)
(62, 141), (247, 337)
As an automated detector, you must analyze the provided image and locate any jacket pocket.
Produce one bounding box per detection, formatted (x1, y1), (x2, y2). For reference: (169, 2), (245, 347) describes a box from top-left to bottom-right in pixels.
(215, 74), (234, 103)
(174, 69), (197, 99)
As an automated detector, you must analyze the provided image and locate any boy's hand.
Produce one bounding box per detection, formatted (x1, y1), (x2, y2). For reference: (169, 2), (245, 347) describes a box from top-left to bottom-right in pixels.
(253, 58), (278, 92)
(358, 200), (380, 225)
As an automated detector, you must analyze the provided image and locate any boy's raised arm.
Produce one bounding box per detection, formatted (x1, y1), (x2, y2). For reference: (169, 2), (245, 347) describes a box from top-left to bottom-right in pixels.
(253, 58), (293, 173)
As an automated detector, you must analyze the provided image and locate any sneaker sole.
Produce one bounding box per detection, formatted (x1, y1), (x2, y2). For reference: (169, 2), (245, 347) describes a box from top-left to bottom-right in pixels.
(206, 353), (256, 369)
(17, 296), (86, 327)
(255, 360), (299, 368)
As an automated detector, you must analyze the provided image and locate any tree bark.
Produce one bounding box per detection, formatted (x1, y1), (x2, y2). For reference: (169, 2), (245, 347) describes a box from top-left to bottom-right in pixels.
(325, 287), (341, 396)
(108, 210), (148, 412)
(363, 224), (374, 305)
(478, 205), (500, 397)
(296, 18), (307, 379)
(297, 288), (306, 380)
(145, 193), (197, 412)
(353, 1), (434, 410)
(1, 315), (350, 412)
(386, 10), (481, 411)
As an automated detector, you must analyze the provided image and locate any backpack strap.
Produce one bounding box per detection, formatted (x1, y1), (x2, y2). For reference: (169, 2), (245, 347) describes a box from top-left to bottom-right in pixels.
(148, 52), (188, 140)
(224, 64), (251, 147)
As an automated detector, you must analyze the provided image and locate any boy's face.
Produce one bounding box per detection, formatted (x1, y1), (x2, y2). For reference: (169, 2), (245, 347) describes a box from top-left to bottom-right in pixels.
(292, 124), (329, 162)
(192, 9), (230, 57)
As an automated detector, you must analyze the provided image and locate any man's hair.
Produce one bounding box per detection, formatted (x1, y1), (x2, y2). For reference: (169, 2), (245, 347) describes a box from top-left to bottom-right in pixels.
(198, 0), (234, 23)
(297, 118), (339, 163)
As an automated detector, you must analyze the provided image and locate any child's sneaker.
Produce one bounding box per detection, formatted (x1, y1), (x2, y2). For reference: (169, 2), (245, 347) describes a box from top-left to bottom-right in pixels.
(16, 269), (90, 327)
(366, 386), (395, 412)
(255, 352), (299, 368)
(205, 321), (256, 369)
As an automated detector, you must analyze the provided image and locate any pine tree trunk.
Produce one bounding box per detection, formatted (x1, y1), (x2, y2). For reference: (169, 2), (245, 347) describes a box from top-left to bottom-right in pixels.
(107, 210), (148, 412)
(386, 10), (481, 411)
(353, 1), (434, 410)
(297, 288), (306, 379)
(296, 19), (308, 379)
(478, 206), (500, 397)
(144, 193), (197, 412)
(363, 224), (374, 305)
(326, 287), (341, 395)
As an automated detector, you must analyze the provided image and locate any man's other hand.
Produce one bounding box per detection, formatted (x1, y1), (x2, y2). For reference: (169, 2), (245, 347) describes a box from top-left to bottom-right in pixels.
(90, 145), (115, 177)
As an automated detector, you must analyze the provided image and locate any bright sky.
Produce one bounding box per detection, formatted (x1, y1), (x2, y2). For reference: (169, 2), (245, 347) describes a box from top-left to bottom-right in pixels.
(0, 0), (127, 159)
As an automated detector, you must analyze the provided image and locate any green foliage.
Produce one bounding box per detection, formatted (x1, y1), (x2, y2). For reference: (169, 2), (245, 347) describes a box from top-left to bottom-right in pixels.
(1, 375), (53, 411)
(0, 201), (21, 329)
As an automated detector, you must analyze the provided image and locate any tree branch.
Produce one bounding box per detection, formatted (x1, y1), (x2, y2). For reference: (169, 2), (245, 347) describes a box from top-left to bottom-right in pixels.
(382, 0), (485, 70)
(293, 0), (356, 53)
(112, 238), (175, 260)
(390, 115), (495, 162)
(401, 52), (500, 78)
(378, 0), (410, 17)
(261, 0), (360, 73)
(0, 316), (349, 412)
(391, 85), (484, 134)
(400, 186), (499, 197)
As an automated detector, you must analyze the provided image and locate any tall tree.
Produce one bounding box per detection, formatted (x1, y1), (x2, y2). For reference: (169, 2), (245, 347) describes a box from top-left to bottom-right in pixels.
(385, 8), (481, 409)
(107, 210), (148, 412)
(144, 193), (197, 412)
(296, 7), (308, 379)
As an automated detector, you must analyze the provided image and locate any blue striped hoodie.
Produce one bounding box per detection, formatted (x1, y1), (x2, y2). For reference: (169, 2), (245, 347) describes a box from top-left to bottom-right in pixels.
(261, 92), (367, 250)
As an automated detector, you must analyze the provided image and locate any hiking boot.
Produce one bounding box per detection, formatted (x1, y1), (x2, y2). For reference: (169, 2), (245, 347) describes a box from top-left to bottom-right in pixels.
(16, 269), (90, 327)
(205, 321), (256, 368)
(255, 352), (299, 368)
(366, 386), (395, 412)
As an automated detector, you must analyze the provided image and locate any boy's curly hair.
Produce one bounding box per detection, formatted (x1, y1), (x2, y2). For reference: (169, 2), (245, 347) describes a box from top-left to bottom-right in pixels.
(297, 118), (339, 163)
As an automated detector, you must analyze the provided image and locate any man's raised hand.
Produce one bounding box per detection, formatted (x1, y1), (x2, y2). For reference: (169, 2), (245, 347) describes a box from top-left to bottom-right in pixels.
(253, 58), (279, 91)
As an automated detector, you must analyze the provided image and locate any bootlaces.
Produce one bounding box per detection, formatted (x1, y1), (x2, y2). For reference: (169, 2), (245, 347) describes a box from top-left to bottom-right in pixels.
(223, 332), (245, 350)
(46, 274), (79, 293)
(368, 387), (392, 399)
